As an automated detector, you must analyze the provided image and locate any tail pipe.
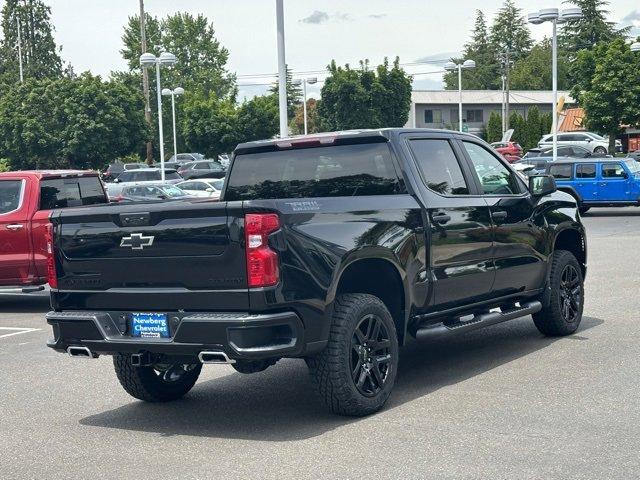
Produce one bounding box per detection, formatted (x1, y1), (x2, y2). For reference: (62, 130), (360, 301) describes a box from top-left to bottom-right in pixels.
(67, 346), (96, 359)
(198, 351), (236, 364)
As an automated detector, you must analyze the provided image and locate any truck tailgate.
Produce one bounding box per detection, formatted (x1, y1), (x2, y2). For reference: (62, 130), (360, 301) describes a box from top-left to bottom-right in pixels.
(50, 200), (248, 311)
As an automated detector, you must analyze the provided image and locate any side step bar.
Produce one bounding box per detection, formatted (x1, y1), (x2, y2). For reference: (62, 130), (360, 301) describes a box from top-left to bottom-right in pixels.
(415, 301), (542, 341)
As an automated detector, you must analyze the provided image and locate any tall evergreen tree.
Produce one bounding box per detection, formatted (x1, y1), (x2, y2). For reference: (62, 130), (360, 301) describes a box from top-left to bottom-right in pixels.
(486, 111), (503, 143)
(559, 0), (628, 53)
(490, 0), (533, 61)
(0, 0), (63, 84)
(444, 10), (500, 90)
(269, 65), (302, 119)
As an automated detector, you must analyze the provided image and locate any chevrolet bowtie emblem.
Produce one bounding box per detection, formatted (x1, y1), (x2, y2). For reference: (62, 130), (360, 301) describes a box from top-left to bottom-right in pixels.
(120, 233), (155, 250)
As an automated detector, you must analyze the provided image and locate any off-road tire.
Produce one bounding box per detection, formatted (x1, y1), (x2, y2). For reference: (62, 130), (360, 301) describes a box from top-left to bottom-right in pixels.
(306, 293), (399, 416)
(533, 250), (584, 336)
(113, 354), (202, 402)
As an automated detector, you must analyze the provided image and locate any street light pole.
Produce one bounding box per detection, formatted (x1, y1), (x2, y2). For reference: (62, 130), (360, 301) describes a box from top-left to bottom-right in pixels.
(528, 6), (582, 162)
(16, 16), (23, 83)
(275, 0), (288, 138)
(445, 59), (476, 133)
(162, 87), (184, 159)
(141, 52), (178, 182)
(294, 77), (317, 135)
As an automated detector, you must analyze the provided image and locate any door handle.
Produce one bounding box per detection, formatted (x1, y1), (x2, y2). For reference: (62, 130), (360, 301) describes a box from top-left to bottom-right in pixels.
(432, 213), (451, 224)
(492, 211), (508, 222)
(6, 224), (24, 231)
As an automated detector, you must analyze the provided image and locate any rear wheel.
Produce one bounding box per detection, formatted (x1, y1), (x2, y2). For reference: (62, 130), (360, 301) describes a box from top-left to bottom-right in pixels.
(306, 293), (399, 416)
(594, 146), (607, 154)
(113, 354), (202, 402)
(533, 250), (584, 336)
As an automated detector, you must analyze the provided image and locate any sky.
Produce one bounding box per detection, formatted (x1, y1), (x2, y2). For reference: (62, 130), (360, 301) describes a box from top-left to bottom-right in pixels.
(42, 0), (640, 100)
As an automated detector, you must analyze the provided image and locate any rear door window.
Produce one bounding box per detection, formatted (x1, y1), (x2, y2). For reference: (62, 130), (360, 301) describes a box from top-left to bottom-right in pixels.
(0, 180), (24, 214)
(39, 177), (106, 210)
(225, 142), (401, 200)
(576, 164), (596, 178)
(408, 139), (469, 195)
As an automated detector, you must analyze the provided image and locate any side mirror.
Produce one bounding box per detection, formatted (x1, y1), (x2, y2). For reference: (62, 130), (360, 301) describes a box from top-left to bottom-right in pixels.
(529, 174), (557, 197)
(205, 187), (214, 193)
(113, 178), (120, 183)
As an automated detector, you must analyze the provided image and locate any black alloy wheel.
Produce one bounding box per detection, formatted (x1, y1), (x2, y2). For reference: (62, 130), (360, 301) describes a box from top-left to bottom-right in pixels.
(559, 264), (581, 323)
(350, 314), (393, 397)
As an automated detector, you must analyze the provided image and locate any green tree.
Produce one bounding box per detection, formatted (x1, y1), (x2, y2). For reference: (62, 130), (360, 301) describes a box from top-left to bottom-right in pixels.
(121, 12), (236, 101)
(579, 39), (640, 153)
(508, 112), (527, 146)
(559, 0), (628, 54)
(445, 10), (500, 90)
(0, 74), (148, 169)
(236, 95), (279, 142)
(269, 65), (302, 120)
(0, 0), (63, 84)
(291, 98), (320, 135)
(524, 106), (542, 152)
(490, 0), (533, 61)
(318, 58), (412, 131)
(540, 112), (553, 137)
(510, 39), (569, 90)
(486, 111), (503, 143)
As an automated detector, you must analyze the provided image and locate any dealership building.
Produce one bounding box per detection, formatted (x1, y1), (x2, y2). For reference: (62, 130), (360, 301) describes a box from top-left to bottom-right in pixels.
(406, 90), (574, 135)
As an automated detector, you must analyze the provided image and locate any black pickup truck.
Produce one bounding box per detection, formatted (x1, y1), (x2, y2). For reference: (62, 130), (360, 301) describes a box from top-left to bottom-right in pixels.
(45, 129), (587, 416)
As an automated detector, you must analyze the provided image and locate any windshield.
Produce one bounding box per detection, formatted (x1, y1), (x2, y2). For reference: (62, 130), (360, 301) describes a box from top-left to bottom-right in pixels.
(625, 160), (640, 174)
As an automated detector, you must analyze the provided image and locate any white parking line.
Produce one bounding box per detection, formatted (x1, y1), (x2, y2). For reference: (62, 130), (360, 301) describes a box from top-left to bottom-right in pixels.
(0, 327), (41, 339)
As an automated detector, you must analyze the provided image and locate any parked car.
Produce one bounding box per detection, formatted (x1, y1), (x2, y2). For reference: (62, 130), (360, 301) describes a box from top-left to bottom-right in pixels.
(538, 132), (609, 154)
(218, 154), (231, 169)
(114, 184), (191, 203)
(177, 160), (226, 180)
(46, 128), (587, 417)
(152, 161), (186, 171)
(524, 145), (610, 159)
(0, 170), (107, 292)
(103, 162), (146, 182)
(627, 150), (640, 162)
(176, 178), (224, 199)
(169, 153), (205, 163)
(491, 141), (523, 162)
(105, 168), (182, 199)
(546, 158), (640, 213)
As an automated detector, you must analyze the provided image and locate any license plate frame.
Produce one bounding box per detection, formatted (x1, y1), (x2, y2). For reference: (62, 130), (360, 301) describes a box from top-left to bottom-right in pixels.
(131, 312), (170, 338)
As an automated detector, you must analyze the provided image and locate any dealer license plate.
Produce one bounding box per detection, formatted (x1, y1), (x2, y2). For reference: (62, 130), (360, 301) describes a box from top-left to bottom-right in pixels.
(131, 313), (169, 338)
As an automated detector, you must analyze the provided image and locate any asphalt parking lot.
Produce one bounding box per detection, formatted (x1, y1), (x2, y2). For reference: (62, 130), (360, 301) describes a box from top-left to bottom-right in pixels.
(1, 208), (639, 480)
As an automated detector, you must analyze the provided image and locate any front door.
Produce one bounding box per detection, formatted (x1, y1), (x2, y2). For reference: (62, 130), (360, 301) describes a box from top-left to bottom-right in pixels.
(459, 140), (547, 296)
(0, 179), (32, 285)
(403, 135), (495, 309)
(599, 162), (631, 201)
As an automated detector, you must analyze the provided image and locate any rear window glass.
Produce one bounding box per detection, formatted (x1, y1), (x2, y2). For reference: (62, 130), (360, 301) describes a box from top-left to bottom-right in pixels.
(576, 164), (596, 178)
(225, 143), (401, 200)
(0, 180), (24, 214)
(40, 177), (106, 210)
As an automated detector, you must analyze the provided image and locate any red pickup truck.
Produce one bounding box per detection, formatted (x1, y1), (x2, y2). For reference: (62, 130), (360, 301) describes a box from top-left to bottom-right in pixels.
(0, 170), (107, 292)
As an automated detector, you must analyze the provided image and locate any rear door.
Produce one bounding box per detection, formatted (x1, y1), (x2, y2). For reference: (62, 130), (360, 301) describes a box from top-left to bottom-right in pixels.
(574, 163), (598, 201)
(0, 178), (33, 285)
(401, 134), (495, 308)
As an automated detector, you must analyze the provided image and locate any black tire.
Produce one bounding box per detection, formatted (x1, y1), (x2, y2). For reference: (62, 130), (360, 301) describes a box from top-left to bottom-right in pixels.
(113, 354), (202, 402)
(579, 206), (590, 214)
(533, 250), (584, 336)
(306, 293), (399, 416)
(594, 146), (607, 154)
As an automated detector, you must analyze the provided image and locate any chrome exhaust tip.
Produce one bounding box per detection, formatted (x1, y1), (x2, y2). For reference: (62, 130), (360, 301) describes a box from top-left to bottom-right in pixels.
(198, 351), (235, 364)
(67, 346), (95, 359)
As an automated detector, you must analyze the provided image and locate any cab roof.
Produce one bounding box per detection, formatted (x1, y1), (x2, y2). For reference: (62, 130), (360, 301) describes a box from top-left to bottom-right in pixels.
(0, 169), (99, 179)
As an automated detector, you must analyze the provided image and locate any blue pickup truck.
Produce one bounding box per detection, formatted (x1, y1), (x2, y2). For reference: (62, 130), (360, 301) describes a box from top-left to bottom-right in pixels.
(546, 158), (640, 213)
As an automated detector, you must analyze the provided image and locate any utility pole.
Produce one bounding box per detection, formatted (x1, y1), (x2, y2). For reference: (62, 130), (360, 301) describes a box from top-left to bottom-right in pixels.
(16, 16), (23, 83)
(501, 75), (506, 134)
(139, 0), (153, 164)
(504, 49), (511, 130)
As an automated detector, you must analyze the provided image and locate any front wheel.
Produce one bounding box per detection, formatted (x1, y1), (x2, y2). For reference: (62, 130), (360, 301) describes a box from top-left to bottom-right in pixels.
(593, 146), (607, 154)
(113, 354), (202, 402)
(533, 250), (584, 336)
(306, 293), (399, 416)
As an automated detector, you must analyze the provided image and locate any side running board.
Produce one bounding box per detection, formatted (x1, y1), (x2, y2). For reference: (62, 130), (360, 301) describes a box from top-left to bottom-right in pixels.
(415, 301), (542, 341)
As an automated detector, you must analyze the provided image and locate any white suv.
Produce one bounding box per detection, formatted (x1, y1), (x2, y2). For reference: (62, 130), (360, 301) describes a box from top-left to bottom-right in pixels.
(538, 132), (609, 154)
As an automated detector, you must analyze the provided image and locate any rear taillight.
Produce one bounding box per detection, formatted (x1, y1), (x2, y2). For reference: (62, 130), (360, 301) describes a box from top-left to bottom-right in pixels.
(45, 223), (58, 289)
(245, 213), (280, 288)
